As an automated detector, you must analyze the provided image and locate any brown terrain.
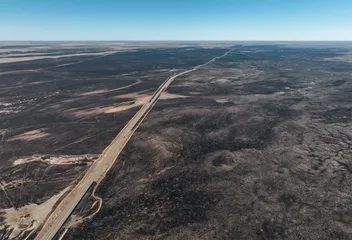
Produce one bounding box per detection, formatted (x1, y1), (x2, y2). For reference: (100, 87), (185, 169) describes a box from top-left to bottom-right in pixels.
(65, 44), (352, 240)
(0, 42), (232, 239)
(0, 42), (352, 240)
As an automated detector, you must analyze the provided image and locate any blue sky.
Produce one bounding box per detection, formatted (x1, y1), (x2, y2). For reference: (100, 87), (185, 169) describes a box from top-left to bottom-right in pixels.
(1, 0), (351, 41)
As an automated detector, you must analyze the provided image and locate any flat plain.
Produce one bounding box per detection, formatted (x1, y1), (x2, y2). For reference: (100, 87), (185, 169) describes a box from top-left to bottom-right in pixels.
(0, 42), (351, 240)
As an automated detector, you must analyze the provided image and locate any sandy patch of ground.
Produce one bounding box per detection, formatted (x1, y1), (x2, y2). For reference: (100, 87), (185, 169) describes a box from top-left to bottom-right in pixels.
(0, 187), (70, 239)
(215, 98), (230, 103)
(27, 81), (43, 85)
(78, 80), (142, 96)
(115, 91), (147, 99)
(78, 89), (108, 96)
(212, 78), (231, 84)
(70, 93), (151, 117)
(160, 92), (188, 100)
(12, 154), (98, 166)
(106, 93), (151, 114)
(7, 129), (50, 142)
(0, 51), (114, 64)
(61, 98), (77, 104)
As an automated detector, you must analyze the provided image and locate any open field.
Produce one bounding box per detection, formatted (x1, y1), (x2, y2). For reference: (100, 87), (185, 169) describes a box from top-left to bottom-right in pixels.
(0, 42), (352, 240)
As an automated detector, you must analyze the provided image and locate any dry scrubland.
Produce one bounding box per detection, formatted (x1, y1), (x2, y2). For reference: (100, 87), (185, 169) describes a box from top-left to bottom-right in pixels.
(0, 42), (230, 239)
(0, 42), (351, 239)
(66, 44), (352, 240)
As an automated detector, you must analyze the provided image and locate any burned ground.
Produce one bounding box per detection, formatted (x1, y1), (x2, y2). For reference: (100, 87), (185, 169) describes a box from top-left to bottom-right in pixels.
(64, 44), (352, 240)
(0, 45), (229, 166)
(0, 42), (232, 239)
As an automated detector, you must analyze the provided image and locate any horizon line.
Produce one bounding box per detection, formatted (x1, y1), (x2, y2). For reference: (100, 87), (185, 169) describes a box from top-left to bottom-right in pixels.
(1, 40), (352, 42)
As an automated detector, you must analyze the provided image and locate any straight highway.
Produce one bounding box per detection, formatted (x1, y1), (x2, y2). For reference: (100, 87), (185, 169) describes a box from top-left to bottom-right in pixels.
(34, 48), (233, 240)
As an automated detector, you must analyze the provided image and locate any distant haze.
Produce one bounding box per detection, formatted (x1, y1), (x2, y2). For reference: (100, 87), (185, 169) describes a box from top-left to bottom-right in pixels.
(1, 0), (351, 41)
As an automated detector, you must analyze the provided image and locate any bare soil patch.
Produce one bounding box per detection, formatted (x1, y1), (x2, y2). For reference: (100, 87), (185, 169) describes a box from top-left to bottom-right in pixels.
(160, 92), (188, 100)
(7, 129), (50, 142)
(0, 187), (69, 239)
(78, 80), (142, 96)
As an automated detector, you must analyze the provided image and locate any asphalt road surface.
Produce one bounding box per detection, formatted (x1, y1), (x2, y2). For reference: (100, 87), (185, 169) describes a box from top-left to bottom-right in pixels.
(34, 48), (233, 240)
